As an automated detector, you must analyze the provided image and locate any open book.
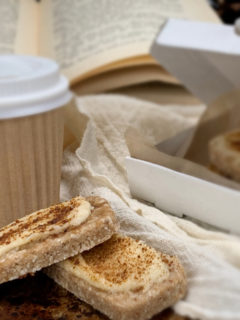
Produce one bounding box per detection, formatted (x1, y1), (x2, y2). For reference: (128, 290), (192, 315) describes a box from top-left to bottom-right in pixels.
(0, 0), (219, 94)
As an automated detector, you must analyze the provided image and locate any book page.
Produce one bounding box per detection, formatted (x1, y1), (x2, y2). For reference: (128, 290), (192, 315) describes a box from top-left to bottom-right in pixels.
(39, 0), (219, 83)
(109, 82), (201, 106)
(0, 0), (39, 55)
(72, 64), (178, 95)
(182, 0), (220, 22)
(0, 0), (19, 54)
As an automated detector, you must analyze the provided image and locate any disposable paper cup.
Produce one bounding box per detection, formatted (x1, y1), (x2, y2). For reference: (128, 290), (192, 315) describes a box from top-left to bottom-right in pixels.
(0, 56), (72, 227)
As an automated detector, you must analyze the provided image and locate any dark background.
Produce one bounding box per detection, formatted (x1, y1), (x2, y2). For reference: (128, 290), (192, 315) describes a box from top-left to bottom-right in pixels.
(210, 0), (240, 23)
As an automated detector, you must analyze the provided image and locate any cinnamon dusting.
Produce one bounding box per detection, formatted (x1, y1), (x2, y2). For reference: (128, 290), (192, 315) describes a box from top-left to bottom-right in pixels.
(0, 198), (84, 246)
(69, 235), (171, 289)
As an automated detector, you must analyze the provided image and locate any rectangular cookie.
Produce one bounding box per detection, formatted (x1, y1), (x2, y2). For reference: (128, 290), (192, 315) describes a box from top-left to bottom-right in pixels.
(46, 234), (187, 320)
(0, 196), (118, 284)
(0, 272), (187, 320)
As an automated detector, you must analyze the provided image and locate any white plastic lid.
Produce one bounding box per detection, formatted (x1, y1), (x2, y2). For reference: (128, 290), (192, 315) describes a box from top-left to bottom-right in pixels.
(0, 55), (72, 119)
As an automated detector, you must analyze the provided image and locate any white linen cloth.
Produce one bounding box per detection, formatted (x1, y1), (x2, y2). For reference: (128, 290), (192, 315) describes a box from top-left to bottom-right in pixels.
(61, 94), (240, 320)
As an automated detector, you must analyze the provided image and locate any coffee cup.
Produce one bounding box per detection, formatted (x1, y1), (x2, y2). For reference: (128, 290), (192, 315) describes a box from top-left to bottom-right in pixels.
(0, 55), (72, 227)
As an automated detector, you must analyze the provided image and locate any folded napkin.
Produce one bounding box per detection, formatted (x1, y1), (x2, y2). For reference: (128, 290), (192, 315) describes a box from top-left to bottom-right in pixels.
(61, 94), (240, 320)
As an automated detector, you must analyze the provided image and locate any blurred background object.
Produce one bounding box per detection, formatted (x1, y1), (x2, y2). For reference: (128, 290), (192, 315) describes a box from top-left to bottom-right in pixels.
(209, 0), (240, 23)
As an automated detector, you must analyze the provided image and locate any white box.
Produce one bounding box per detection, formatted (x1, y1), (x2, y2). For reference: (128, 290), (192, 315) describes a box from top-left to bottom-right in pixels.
(126, 156), (240, 235)
(151, 19), (240, 103)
